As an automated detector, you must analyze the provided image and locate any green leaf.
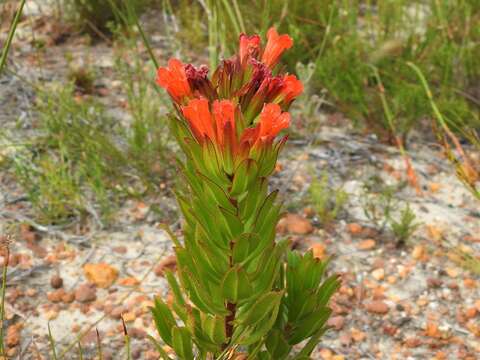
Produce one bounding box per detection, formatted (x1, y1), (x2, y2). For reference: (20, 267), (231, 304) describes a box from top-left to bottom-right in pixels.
(293, 326), (329, 359)
(219, 207), (244, 239)
(250, 240), (288, 297)
(150, 298), (176, 346)
(266, 329), (291, 359)
(203, 314), (227, 345)
(221, 266), (252, 302)
(171, 327), (194, 360)
(237, 294), (283, 345)
(165, 270), (188, 322)
(238, 178), (268, 221)
(198, 172), (235, 213)
(237, 291), (284, 327)
(317, 275), (341, 307)
(288, 308), (332, 344)
(230, 158), (258, 197)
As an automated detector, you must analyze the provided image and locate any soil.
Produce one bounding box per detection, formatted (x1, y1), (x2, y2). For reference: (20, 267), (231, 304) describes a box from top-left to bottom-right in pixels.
(1, 5), (479, 360)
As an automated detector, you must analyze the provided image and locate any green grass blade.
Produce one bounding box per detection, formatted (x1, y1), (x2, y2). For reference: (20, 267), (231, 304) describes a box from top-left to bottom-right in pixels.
(0, 239), (10, 357)
(48, 322), (58, 360)
(78, 342), (84, 360)
(0, 0), (26, 75)
(96, 328), (103, 360)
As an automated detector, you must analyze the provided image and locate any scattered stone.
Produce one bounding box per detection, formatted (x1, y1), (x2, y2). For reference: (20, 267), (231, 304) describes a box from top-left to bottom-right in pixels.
(45, 310), (59, 320)
(327, 316), (345, 331)
(110, 306), (125, 319)
(412, 245), (425, 260)
(25, 288), (37, 297)
(83, 263), (119, 288)
(310, 243), (326, 259)
(357, 239), (376, 250)
(113, 246), (127, 254)
(61, 292), (75, 304)
(445, 267), (460, 278)
(372, 268), (385, 281)
(339, 333), (352, 346)
(465, 307), (477, 319)
(50, 275), (63, 289)
(128, 327), (147, 339)
(277, 213), (314, 235)
(351, 328), (366, 342)
(463, 278), (476, 288)
(5, 325), (21, 347)
(427, 278), (443, 288)
(118, 277), (140, 287)
(154, 255), (177, 277)
(365, 301), (389, 315)
(347, 223), (362, 235)
(75, 284), (97, 303)
(47, 289), (65, 303)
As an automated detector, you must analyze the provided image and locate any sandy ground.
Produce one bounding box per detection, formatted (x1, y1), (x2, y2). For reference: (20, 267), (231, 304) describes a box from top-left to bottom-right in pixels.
(1, 5), (480, 360)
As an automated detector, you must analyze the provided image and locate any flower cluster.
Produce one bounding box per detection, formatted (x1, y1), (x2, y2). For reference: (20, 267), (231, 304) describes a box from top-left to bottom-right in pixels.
(152, 28), (338, 359)
(156, 28), (303, 176)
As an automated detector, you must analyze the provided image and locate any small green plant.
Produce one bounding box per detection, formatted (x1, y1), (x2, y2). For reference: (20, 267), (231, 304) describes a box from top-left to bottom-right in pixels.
(389, 204), (420, 245)
(360, 176), (401, 232)
(65, 53), (96, 94)
(309, 172), (348, 227)
(63, 0), (149, 35)
(13, 152), (84, 222)
(114, 45), (171, 188)
(151, 28), (339, 359)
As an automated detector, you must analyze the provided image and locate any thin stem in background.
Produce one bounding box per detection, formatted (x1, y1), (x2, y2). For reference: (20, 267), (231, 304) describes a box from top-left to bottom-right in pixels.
(407, 61), (480, 199)
(0, 0), (27, 76)
(0, 236), (11, 357)
(370, 64), (422, 194)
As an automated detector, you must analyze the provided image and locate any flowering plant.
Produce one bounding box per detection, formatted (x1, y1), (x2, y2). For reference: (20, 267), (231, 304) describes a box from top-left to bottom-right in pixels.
(152, 28), (339, 359)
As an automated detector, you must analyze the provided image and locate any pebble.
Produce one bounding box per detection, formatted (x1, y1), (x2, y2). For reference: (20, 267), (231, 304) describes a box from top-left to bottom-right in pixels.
(357, 239), (376, 250)
(372, 268), (385, 281)
(365, 300), (390, 314)
(277, 213), (314, 235)
(327, 316), (345, 330)
(75, 284), (97, 303)
(50, 275), (64, 289)
(47, 289), (65, 303)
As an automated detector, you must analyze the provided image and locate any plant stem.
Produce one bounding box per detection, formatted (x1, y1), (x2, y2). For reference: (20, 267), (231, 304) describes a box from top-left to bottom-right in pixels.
(0, 0), (26, 76)
(224, 302), (236, 344)
(0, 244), (9, 357)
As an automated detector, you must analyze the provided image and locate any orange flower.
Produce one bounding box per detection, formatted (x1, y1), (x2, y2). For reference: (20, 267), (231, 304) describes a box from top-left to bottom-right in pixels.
(213, 100), (236, 147)
(281, 74), (303, 103)
(257, 103), (290, 142)
(261, 28), (293, 68)
(182, 98), (238, 148)
(239, 34), (261, 63)
(157, 59), (192, 102)
(181, 98), (215, 141)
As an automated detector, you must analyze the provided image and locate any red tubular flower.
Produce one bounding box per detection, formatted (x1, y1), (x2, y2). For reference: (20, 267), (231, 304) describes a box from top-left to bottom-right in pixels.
(258, 103), (290, 141)
(261, 28), (293, 68)
(181, 98), (215, 142)
(157, 59), (192, 103)
(239, 34), (261, 64)
(213, 100), (236, 148)
(280, 74), (304, 103)
(238, 103), (290, 159)
(181, 98), (239, 151)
